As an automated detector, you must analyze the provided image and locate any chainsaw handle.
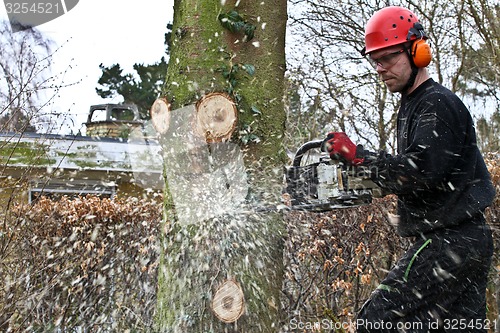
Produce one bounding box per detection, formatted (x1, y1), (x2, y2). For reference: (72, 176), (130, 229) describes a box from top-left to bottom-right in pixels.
(292, 139), (324, 166)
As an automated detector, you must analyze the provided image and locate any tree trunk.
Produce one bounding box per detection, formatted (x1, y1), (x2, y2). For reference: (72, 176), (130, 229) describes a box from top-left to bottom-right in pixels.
(155, 0), (287, 332)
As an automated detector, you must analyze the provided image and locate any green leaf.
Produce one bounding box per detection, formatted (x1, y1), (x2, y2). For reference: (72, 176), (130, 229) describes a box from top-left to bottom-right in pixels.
(233, 94), (242, 104)
(244, 24), (256, 41)
(218, 10), (256, 42)
(233, 21), (246, 33)
(227, 10), (243, 22)
(221, 68), (231, 79)
(242, 64), (255, 76)
(231, 64), (240, 74)
(241, 133), (260, 144)
(251, 105), (261, 115)
(218, 10), (245, 33)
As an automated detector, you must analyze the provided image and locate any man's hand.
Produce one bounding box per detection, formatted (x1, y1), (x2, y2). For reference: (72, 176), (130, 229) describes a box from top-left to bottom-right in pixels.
(324, 132), (364, 165)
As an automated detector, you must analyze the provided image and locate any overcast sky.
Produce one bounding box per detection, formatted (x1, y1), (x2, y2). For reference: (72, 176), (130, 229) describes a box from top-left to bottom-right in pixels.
(1, 1), (174, 134)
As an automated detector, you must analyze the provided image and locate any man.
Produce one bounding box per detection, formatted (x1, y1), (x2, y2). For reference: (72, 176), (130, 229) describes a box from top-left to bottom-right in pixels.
(324, 6), (496, 332)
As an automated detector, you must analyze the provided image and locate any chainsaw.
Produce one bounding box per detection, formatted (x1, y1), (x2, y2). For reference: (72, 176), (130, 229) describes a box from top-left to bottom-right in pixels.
(283, 139), (383, 212)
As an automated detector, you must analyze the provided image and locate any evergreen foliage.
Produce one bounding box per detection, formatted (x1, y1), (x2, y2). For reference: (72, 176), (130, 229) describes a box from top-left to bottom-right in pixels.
(95, 24), (172, 120)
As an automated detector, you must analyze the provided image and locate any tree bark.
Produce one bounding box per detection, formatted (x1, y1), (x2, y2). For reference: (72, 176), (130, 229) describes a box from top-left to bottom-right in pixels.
(155, 0), (287, 332)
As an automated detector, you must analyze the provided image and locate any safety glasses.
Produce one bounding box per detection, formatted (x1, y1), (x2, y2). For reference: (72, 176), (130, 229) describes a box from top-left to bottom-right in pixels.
(367, 49), (405, 69)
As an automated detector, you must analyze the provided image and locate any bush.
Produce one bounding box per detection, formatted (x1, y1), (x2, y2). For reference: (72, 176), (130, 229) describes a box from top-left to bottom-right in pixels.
(283, 196), (406, 331)
(0, 195), (161, 332)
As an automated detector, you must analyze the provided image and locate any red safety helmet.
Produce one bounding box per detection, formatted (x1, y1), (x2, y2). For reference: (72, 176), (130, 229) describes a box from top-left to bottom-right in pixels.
(363, 6), (425, 55)
(362, 6), (431, 67)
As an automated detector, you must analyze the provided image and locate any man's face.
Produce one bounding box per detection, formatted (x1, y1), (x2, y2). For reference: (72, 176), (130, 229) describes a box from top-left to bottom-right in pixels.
(368, 45), (412, 93)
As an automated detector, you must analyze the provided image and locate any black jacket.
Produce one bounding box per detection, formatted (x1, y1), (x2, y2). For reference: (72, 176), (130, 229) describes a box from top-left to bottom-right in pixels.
(370, 78), (496, 237)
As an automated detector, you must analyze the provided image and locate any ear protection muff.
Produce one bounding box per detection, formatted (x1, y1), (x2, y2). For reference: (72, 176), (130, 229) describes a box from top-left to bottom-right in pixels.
(411, 39), (432, 68)
(406, 22), (432, 68)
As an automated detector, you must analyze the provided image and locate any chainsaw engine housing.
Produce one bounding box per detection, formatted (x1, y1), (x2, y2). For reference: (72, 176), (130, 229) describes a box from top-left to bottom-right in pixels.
(284, 140), (381, 212)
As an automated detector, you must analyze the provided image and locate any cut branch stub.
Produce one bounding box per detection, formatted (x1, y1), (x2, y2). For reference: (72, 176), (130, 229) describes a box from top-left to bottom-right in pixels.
(150, 97), (171, 134)
(211, 279), (245, 323)
(195, 92), (238, 143)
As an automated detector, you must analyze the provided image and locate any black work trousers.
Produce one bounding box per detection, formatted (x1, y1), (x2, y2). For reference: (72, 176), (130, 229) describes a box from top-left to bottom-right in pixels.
(356, 215), (494, 333)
